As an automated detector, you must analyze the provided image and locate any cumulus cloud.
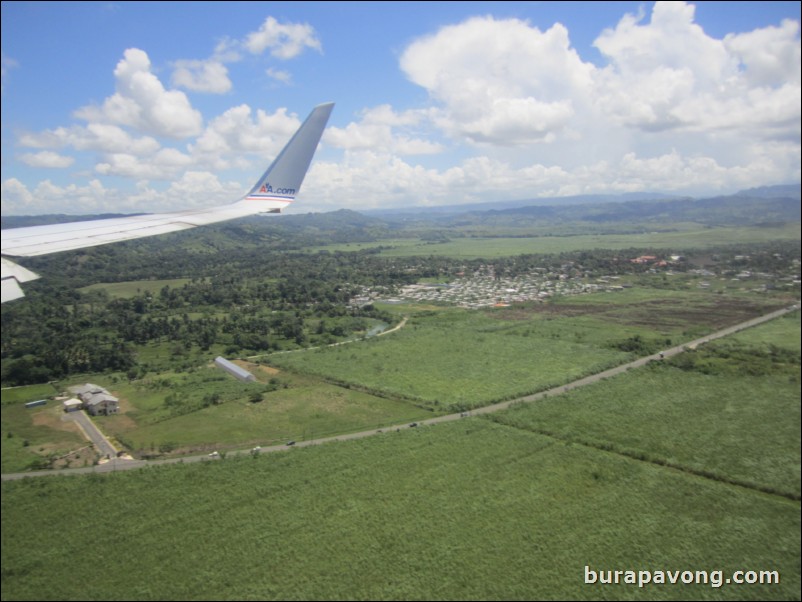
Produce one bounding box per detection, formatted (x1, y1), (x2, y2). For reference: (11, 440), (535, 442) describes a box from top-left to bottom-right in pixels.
(400, 3), (800, 147)
(18, 151), (75, 169)
(95, 148), (193, 180)
(244, 16), (322, 59)
(171, 59), (232, 94)
(401, 16), (594, 145)
(20, 123), (160, 156)
(593, 1), (801, 136)
(75, 48), (203, 139)
(171, 17), (320, 94)
(1, 172), (247, 215)
(1, 178), (116, 215)
(5, 2), (799, 216)
(1, 178), (35, 213)
(189, 105), (301, 168)
(302, 141), (798, 212)
(325, 105), (443, 155)
(388, 1), (800, 207)
(724, 19), (801, 87)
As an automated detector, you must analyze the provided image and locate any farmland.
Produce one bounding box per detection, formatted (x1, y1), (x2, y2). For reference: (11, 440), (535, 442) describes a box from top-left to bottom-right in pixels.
(268, 290), (790, 412)
(2, 195), (799, 599)
(306, 223), (802, 258)
(4, 309), (799, 599)
(490, 311), (801, 498)
(99, 365), (432, 456)
(2, 414), (799, 599)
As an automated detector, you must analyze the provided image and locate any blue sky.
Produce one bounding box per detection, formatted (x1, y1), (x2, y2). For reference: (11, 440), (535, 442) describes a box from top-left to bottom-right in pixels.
(2, 1), (800, 215)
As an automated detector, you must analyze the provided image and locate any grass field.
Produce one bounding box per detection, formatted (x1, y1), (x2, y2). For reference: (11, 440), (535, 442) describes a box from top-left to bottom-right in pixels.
(79, 278), (194, 299)
(267, 291), (788, 412)
(305, 224), (801, 258)
(0, 383), (60, 406)
(2, 418), (798, 600)
(491, 351), (801, 497)
(268, 309), (636, 411)
(100, 364), (432, 456)
(1, 401), (87, 473)
(2, 296), (799, 599)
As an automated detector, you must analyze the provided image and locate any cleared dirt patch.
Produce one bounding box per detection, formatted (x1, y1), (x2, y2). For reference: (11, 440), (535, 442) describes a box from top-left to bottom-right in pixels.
(489, 297), (788, 331)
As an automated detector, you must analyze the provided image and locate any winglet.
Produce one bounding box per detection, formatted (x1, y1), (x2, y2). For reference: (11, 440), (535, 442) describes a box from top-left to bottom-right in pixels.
(1, 103), (334, 302)
(243, 102), (334, 206)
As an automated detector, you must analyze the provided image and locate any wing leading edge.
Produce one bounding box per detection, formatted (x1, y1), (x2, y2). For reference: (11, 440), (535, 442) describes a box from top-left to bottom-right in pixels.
(1, 102), (334, 302)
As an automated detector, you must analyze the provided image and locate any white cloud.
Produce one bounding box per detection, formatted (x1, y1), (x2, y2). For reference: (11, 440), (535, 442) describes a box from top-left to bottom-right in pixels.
(4, 3), (799, 217)
(724, 19), (801, 87)
(1, 171), (247, 216)
(171, 18), (320, 94)
(1, 52), (18, 94)
(400, 16), (595, 145)
(1, 178), (116, 215)
(171, 59), (232, 94)
(18, 151), (75, 169)
(1, 178), (35, 213)
(399, 3), (800, 146)
(266, 67), (292, 85)
(593, 1), (801, 136)
(75, 48), (203, 139)
(20, 123), (160, 156)
(95, 147), (192, 180)
(189, 104), (301, 168)
(301, 138), (800, 212)
(244, 16), (322, 59)
(325, 105), (443, 155)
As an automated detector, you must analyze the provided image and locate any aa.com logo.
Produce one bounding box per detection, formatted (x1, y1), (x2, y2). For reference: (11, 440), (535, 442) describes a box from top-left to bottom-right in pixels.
(259, 183), (296, 196)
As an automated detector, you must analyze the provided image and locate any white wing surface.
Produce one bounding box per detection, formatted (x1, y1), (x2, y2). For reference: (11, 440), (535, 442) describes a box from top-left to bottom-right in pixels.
(1, 102), (334, 302)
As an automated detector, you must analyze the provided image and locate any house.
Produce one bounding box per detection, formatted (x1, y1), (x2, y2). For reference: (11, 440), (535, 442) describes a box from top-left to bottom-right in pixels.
(83, 392), (120, 416)
(71, 383), (119, 416)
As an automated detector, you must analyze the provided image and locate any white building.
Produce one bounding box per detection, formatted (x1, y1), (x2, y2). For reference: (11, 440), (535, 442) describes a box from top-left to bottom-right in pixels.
(215, 357), (256, 382)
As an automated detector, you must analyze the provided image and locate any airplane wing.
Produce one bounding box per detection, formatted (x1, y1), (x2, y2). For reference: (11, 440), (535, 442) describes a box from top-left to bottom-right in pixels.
(1, 102), (334, 303)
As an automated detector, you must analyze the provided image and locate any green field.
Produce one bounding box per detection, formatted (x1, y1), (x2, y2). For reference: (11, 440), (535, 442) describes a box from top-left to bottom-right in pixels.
(0, 383), (59, 406)
(0, 390), (87, 473)
(267, 292), (787, 412)
(100, 365), (432, 455)
(79, 278), (194, 299)
(2, 418), (798, 600)
(306, 224), (801, 258)
(2, 289), (799, 599)
(490, 328), (801, 497)
(269, 309), (634, 411)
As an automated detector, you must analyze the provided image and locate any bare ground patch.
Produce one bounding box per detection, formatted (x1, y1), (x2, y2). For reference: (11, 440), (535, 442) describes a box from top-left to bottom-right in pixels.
(32, 407), (82, 434)
(489, 297), (788, 331)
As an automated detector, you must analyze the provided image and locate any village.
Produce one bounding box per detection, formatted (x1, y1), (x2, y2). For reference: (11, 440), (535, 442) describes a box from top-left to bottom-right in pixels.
(346, 251), (802, 310)
(351, 263), (631, 309)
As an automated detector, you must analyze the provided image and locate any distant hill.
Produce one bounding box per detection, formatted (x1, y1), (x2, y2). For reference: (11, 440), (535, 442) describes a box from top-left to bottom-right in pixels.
(366, 186), (800, 230)
(733, 184), (800, 200)
(2, 185), (798, 235)
(362, 191), (680, 217)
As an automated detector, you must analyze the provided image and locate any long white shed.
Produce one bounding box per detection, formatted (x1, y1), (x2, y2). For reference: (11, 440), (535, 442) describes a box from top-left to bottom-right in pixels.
(214, 357), (256, 382)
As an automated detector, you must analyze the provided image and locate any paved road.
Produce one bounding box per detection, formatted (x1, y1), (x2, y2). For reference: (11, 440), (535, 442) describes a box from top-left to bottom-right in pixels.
(3, 304), (797, 481)
(68, 410), (118, 458)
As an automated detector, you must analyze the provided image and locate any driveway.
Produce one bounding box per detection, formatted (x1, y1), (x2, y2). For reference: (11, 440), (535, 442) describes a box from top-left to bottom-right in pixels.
(68, 410), (118, 459)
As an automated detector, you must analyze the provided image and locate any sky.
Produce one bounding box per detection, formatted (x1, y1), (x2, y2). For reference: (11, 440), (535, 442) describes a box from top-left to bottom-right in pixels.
(1, 1), (800, 216)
